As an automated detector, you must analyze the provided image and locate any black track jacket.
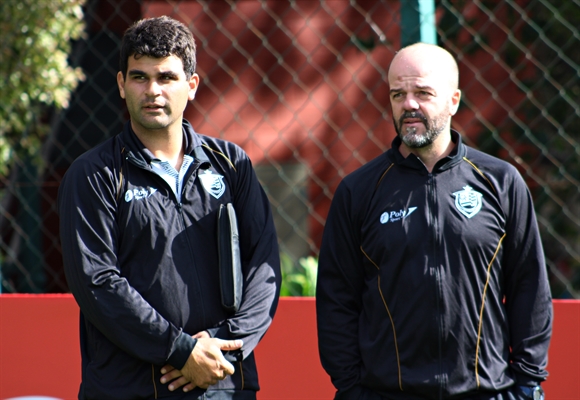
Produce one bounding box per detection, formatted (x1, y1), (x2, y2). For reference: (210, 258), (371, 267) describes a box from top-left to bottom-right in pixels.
(316, 132), (552, 399)
(58, 120), (280, 399)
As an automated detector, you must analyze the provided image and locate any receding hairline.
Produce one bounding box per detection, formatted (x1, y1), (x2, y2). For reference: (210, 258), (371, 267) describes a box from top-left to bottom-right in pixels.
(389, 43), (459, 90)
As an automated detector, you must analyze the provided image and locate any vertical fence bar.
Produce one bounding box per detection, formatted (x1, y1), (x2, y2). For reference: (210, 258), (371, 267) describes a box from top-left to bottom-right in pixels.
(400, 0), (437, 46)
(14, 158), (44, 292)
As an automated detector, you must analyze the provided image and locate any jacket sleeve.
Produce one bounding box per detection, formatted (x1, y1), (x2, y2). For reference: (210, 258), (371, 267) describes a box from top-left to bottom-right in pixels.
(316, 180), (366, 396)
(206, 150), (281, 360)
(501, 168), (553, 385)
(58, 154), (196, 369)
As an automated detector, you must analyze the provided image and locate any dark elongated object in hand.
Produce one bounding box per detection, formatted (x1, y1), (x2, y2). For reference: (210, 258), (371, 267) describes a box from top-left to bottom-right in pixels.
(217, 203), (242, 312)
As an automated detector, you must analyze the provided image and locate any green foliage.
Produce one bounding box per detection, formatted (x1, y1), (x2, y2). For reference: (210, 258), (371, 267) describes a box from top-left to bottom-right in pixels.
(280, 253), (318, 297)
(0, 0), (86, 174)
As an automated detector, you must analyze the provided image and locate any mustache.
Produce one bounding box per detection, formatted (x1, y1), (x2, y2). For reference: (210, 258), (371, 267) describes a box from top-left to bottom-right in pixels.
(399, 111), (428, 127)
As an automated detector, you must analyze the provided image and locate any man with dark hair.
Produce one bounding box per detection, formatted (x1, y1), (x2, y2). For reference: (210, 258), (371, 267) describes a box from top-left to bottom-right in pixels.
(59, 16), (280, 399)
(119, 15), (197, 80)
(316, 43), (552, 400)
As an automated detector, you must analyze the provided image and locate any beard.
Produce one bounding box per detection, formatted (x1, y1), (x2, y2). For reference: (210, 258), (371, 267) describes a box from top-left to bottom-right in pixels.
(394, 109), (449, 149)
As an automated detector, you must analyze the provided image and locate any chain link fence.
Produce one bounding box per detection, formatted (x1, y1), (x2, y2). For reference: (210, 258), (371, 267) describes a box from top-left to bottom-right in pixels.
(1, 0), (578, 297)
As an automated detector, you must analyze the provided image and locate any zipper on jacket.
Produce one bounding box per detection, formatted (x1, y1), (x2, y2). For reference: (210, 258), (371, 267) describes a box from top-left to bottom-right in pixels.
(151, 364), (158, 399)
(239, 361), (244, 390)
(125, 155), (209, 334)
(428, 173), (445, 399)
(176, 169), (207, 327)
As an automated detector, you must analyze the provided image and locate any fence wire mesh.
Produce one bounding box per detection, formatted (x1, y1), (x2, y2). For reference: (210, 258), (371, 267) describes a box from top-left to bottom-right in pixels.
(1, 0), (578, 297)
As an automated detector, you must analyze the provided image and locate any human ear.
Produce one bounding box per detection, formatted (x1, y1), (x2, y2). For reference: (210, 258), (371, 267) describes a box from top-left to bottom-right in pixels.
(188, 73), (200, 101)
(449, 89), (461, 115)
(117, 71), (126, 99)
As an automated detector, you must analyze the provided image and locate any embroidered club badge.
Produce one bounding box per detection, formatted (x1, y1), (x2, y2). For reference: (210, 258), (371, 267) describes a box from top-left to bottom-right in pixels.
(453, 185), (483, 219)
(199, 170), (226, 199)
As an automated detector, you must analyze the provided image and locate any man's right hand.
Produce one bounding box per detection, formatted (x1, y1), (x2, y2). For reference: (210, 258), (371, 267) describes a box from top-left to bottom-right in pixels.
(183, 337), (243, 388)
(160, 336), (243, 391)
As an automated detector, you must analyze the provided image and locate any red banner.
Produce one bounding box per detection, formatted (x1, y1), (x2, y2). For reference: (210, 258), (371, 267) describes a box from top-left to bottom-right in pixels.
(0, 296), (577, 399)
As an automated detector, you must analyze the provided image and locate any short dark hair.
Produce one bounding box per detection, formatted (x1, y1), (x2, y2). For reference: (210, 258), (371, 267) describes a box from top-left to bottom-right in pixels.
(119, 16), (196, 78)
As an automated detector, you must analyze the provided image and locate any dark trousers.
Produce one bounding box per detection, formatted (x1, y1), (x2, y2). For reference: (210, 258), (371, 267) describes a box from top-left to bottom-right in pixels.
(171, 389), (257, 400)
(343, 385), (530, 400)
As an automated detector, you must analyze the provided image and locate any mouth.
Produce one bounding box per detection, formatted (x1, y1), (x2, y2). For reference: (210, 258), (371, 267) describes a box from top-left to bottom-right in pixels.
(402, 118), (424, 125)
(399, 112), (427, 128)
(142, 103), (165, 112)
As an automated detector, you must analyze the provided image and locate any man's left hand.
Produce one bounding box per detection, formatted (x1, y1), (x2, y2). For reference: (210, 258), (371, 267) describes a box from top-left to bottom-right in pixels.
(160, 330), (211, 392)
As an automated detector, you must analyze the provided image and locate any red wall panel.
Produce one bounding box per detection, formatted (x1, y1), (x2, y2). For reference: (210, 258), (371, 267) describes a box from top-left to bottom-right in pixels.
(0, 296), (578, 399)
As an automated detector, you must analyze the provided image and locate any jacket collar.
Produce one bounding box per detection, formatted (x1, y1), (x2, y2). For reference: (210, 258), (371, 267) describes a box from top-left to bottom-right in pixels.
(120, 119), (211, 170)
(388, 129), (466, 173)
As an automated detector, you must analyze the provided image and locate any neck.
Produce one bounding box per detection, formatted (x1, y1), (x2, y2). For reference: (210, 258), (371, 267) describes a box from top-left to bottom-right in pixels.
(399, 131), (455, 172)
(132, 122), (185, 170)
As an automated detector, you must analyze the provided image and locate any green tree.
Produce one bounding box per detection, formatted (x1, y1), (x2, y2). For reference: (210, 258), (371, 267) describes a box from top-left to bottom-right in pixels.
(0, 0), (85, 175)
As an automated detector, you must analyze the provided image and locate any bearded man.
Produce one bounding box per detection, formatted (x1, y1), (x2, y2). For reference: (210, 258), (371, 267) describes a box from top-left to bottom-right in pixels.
(316, 43), (552, 400)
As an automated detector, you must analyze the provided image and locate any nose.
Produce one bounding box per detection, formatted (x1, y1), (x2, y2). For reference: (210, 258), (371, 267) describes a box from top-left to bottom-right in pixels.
(144, 80), (162, 97)
(403, 95), (419, 110)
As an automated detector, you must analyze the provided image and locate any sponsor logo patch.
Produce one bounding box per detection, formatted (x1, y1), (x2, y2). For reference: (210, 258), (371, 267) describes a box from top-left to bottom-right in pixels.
(453, 185), (482, 218)
(380, 207), (417, 224)
(199, 170), (226, 199)
(125, 187), (158, 202)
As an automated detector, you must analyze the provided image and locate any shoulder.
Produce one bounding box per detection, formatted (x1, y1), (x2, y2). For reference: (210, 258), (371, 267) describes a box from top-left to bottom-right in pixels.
(330, 152), (392, 214)
(341, 152), (393, 190)
(462, 145), (529, 196)
(67, 136), (120, 172)
(196, 134), (249, 168)
(463, 146), (521, 179)
(60, 136), (121, 192)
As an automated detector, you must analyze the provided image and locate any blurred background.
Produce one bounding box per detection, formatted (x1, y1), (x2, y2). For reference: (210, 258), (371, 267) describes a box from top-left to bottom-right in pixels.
(1, 0), (578, 297)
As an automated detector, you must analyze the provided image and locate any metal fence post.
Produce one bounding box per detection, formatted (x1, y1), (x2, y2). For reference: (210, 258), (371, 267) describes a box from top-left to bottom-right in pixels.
(19, 158), (45, 292)
(400, 0), (437, 46)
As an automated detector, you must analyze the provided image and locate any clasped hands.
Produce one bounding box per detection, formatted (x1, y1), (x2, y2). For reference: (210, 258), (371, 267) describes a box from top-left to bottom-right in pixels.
(160, 331), (243, 392)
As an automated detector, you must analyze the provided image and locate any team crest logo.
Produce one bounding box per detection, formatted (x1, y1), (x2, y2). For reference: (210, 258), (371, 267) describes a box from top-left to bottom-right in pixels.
(453, 185), (482, 219)
(199, 170), (226, 199)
